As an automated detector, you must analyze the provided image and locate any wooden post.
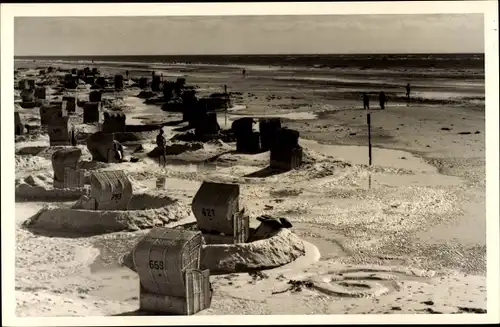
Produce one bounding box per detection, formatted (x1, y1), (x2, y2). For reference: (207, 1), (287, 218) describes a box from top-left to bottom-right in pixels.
(224, 85), (228, 128)
(367, 113), (372, 166)
(367, 112), (372, 189)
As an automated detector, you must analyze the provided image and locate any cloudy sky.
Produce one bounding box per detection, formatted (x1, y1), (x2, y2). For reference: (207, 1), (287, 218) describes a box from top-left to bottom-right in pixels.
(14, 14), (484, 56)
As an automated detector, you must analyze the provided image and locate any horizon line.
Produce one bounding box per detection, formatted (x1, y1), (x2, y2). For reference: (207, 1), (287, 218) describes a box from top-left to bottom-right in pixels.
(14, 52), (485, 58)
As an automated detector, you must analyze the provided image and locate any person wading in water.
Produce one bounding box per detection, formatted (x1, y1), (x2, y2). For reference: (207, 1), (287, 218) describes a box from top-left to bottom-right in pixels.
(406, 83), (411, 105)
(363, 92), (370, 110)
(379, 91), (387, 110)
(156, 128), (167, 167)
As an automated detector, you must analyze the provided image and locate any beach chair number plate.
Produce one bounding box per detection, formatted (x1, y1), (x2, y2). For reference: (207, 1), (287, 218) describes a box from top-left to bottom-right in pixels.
(149, 260), (164, 270)
(201, 208), (215, 217)
(111, 193), (122, 200)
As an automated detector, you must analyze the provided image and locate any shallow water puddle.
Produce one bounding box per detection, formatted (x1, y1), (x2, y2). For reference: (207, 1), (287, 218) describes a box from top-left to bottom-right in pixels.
(357, 172), (463, 189)
(292, 223), (349, 260)
(302, 139), (438, 173)
(226, 111), (317, 121)
(122, 96), (166, 123)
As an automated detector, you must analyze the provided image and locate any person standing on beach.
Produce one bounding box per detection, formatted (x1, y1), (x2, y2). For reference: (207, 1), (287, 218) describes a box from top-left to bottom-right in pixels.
(156, 128), (167, 167)
(379, 91), (387, 110)
(363, 92), (370, 110)
(71, 127), (77, 146)
(126, 70), (129, 79)
(242, 69), (246, 78)
(406, 83), (411, 104)
(113, 142), (124, 162)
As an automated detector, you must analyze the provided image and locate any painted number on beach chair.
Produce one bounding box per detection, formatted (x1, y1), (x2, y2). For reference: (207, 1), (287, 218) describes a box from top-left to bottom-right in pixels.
(202, 208), (215, 217)
(111, 193), (122, 200)
(52, 128), (61, 133)
(148, 260), (164, 270)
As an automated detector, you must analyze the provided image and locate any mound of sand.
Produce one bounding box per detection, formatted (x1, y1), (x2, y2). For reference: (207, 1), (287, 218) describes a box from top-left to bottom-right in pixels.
(15, 173), (87, 202)
(15, 133), (49, 143)
(205, 139), (233, 150)
(147, 142), (204, 157)
(16, 173), (54, 189)
(302, 147), (335, 164)
(201, 229), (305, 274)
(121, 228), (305, 274)
(113, 131), (158, 143)
(16, 145), (92, 162)
(16, 146), (49, 156)
(15, 155), (52, 173)
(15, 183), (86, 202)
(22, 194), (192, 236)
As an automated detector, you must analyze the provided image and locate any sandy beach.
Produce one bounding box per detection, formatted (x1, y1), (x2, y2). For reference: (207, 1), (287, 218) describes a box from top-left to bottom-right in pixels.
(13, 56), (486, 316)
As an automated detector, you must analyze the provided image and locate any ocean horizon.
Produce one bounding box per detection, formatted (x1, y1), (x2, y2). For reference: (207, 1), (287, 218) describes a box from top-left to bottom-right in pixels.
(15, 53), (485, 70)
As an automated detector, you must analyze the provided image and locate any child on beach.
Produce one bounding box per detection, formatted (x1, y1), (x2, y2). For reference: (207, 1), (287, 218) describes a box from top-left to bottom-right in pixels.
(363, 92), (370, 110)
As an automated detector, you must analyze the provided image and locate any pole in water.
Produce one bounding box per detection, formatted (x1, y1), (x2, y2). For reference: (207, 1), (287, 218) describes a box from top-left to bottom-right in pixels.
(367, 112), (372, 189)
(224, 85), (228, 127)
(367, 112), (372, 166)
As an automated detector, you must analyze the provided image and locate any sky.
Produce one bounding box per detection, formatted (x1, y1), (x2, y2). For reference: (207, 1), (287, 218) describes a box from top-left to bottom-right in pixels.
(14, 14), (484, 56)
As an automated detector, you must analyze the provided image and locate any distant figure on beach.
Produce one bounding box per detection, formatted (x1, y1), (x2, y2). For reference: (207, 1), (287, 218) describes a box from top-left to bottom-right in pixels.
(406, 83), (411, 104)
(71, 128), (77, 146)
(156, 128), (167, 166)
(379, 91), (387, 110)
(242, 69), (246, 78)
(113, 142), (123, 162)
(125, 70), (129, 79)
(363, 92), (370, 110)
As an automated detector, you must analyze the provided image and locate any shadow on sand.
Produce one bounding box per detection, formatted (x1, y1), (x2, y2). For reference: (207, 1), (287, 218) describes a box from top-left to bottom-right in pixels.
(204, 150), (237, 163)
(22, 227), (94, 239)
(161, 119), (185, 127)
(113, 310), (182, 316)
(244, 166), (288, 178)
(172, 125), (193, 132)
